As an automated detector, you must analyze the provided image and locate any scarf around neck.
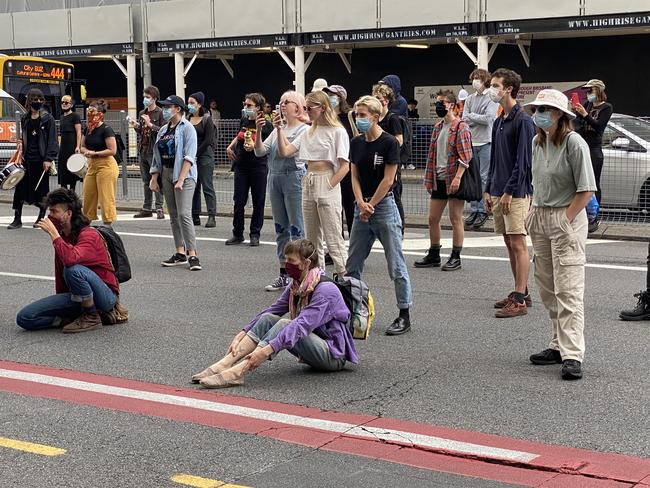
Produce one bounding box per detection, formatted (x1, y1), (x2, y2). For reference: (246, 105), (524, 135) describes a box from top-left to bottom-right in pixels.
(288, 267), (322, 319)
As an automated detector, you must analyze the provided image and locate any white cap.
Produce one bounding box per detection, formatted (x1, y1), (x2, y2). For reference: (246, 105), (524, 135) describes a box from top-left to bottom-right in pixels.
(311, 78), (328, 92)
(524, 89), (576, 119)
(458, 89), (469, 102)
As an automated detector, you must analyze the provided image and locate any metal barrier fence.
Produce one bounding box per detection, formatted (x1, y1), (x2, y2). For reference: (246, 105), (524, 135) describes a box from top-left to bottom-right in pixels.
(3, 114), (650, 225)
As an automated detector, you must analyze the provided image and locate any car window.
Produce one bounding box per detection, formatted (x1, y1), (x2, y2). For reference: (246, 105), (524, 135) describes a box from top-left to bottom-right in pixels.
(610, 116), (650, 143)
(602, 125), (621, 149)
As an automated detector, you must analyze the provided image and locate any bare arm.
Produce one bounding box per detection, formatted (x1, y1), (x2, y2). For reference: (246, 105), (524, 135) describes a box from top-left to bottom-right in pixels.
(329, 159), (349, 187)
(566, 191), (594, 222)
(368, 163), (398, 207)
(276, 126), (299, 158)
(74, 123), (82, 152)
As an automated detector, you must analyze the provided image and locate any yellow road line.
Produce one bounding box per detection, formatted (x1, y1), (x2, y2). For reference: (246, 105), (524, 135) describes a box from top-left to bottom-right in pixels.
(0, 436), (66, 456)
(170, 474), (252, 488)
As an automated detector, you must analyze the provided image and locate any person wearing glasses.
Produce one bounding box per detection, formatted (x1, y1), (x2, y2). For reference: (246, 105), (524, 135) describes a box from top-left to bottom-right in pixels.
(254, 91), (309, 291)
(276, 91), (350, 276)
(226, 93), (273, 247)
(524, 89), (596, 381)
(57, 95), (82, 191)
(8, 88), (58, 230)
(572, 79), (612, 233)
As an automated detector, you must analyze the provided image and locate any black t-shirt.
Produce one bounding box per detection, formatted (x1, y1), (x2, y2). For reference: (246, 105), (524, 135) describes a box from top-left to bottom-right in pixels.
(378, 113), (402, 137)
(60, 112), (81, 135)
(157, 123), (177, 166)
(235, 118), (273, 165)
(578, 102), (613, 149)
(84, 124), (115, 151)
(350, 131), (400, 199)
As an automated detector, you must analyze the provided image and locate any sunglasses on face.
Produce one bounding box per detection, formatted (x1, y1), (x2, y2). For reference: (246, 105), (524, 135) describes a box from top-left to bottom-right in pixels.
(306, 104), (321, 111)
(530, 106), (557, 114)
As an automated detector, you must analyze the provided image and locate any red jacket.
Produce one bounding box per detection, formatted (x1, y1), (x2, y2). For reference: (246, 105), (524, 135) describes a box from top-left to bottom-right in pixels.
(53, 226), (120, 295)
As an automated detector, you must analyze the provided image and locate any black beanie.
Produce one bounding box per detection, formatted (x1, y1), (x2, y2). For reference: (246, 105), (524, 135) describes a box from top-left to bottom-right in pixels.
(189, 91), (205, 106)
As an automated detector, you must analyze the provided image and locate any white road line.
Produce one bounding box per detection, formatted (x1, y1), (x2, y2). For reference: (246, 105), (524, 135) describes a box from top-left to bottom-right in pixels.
(0, 271), (54, 281)
(0, 368), (538, 463)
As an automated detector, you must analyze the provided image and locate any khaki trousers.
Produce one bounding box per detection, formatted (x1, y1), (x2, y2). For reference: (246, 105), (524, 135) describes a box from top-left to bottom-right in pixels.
(527, 207), (588, 362)
(83, 156), (119, 224)
(302, 170), (347, 275)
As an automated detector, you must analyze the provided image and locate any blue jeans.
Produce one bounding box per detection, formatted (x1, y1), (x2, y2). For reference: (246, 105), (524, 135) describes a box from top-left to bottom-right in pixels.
(469, 143), (491, 215)
(346, 196), (413, 309)
(268, 169), (305, 262)
(247, 313), (346, 372)
(16, 265), (118, 330)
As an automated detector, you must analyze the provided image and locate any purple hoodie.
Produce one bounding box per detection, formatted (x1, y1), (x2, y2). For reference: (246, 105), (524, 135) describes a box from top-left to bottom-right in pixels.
(243, 282), (359, 364)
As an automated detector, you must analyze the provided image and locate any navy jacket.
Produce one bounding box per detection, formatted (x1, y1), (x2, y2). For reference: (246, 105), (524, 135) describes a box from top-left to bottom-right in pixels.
(381, 74), (408, 118)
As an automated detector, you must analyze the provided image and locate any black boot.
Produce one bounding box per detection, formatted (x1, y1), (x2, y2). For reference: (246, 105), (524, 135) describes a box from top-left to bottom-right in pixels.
(8, 208), (22, 230)
(414, 245), (441, 268)
(619, 290), (650, 321)
(442, 247), (462, 271)
(205, 215), (216, 228)
(193, 215), (201, 226)
(33, 206), (46, 228)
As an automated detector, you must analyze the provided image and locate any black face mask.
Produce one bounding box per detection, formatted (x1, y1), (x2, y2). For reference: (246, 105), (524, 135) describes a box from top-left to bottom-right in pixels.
(30, 101), (43, 111)
(435, 102), (448, 118)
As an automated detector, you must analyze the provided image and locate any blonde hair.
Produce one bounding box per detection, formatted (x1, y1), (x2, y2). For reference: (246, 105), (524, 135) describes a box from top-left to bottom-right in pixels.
(354, 95), (382, 117)
(61, 95), (73, 103)
(306, 91), (342, 134)
(280, 90), (309, 123)
(372, 84), (395, 104)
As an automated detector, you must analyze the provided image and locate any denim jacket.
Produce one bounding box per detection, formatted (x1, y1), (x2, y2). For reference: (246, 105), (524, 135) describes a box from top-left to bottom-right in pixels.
(151, 117), (197, 183)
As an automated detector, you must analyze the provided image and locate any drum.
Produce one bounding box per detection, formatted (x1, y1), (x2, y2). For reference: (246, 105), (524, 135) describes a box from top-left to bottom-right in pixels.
(0, 162), (25, 190)
(67, 154), (88, 178)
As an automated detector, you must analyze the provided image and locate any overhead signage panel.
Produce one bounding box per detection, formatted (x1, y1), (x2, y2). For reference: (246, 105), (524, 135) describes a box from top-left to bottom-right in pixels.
(304, 24), (476, 45)
(3, 43), (135, 58)
(490, 11), (650, 35)
(150, 34), (293, 53)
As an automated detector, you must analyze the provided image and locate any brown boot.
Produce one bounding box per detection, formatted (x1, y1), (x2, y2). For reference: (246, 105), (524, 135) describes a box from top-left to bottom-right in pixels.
(133, 209), (154, 218)
(100, 301), (129, 325)
(62, 312), (103, 333)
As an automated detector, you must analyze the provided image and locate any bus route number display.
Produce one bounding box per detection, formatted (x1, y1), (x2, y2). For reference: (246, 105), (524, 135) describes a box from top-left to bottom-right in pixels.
(6, 62), (71, 81)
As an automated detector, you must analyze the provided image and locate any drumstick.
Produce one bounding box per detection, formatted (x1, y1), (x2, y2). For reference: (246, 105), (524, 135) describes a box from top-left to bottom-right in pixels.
(34, 169), (47, 191)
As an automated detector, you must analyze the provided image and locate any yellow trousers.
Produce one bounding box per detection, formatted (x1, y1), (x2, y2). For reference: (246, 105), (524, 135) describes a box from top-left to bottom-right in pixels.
(83, 156), (119, 224)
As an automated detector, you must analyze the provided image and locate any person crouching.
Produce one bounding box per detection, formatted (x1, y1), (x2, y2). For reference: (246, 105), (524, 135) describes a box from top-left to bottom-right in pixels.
(16, 189), (122, 333)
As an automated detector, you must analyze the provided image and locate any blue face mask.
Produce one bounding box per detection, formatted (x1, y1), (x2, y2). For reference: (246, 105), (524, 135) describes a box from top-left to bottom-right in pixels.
(329, 96), (339, 109)
(587, 94), (597, 103)
(162, 107), (173, 121)
(187, 104), (197, 115)
(243, 107), (256, 118)
(143, 97), (151, 108)
(532, 111), (554, 130)
(356, 117), (372, 133)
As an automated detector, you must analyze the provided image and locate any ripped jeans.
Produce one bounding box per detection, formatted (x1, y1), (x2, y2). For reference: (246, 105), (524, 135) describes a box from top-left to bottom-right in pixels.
(267, 169), (306, 263)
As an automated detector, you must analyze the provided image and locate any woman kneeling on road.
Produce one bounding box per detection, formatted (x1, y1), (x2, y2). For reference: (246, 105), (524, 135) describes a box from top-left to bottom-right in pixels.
(192, 239), (358, 388)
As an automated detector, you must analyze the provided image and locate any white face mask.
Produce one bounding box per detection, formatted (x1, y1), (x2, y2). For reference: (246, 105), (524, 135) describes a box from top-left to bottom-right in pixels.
(472, 79), (484, 92)
(486, 87), (503, 103)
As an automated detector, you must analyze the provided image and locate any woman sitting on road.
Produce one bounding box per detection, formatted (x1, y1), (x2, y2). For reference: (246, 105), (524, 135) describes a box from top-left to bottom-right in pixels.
(191, 239), (358, 388)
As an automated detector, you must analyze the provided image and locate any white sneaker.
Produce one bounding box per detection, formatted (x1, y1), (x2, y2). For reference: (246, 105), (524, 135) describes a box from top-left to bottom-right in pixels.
(407, 164), (416, 170)
(265, 275), (290, 291)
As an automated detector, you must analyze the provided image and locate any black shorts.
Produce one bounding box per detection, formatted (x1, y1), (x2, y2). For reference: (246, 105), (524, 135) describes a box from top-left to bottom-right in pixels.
(430, 179), (462, 200)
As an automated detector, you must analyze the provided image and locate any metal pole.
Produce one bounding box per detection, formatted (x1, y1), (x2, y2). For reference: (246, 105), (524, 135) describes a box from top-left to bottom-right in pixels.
(119, 111), (129, 200)
(14, 110), (22, 141)
(477, 36), (489, 70)
(294, 45), (305, 95)
(141, 0), (152, 87)
(126, 54), (138, 161)
(174, 53), (185, 100)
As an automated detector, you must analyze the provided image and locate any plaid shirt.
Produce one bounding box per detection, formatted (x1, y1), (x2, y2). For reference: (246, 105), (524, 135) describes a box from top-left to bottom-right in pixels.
(424, 119), (473, 192)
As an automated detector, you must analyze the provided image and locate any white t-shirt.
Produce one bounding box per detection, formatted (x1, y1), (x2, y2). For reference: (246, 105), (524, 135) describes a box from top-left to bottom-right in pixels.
(290, 125), (350, 171)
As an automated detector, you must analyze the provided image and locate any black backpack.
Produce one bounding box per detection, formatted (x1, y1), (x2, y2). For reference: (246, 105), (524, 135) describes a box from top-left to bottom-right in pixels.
(93, 225), (131, 283)
(114, 133), (126, 165)
(389, 113), (412, 164)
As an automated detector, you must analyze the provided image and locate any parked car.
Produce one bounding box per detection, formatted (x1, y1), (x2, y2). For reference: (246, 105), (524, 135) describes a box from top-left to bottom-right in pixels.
(0, 88), (26, 162)
(600, 114), (650, 211)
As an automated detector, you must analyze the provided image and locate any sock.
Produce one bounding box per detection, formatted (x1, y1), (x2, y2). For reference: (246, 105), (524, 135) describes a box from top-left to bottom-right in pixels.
(399, 308), (410, 320)
(512, 292), (526, 304)
(83, 305), (97, 314)
(280, 267), (287, 276)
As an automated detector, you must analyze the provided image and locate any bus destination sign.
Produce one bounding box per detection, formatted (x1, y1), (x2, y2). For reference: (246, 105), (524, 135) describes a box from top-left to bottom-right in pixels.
(4, 61), (72, 82)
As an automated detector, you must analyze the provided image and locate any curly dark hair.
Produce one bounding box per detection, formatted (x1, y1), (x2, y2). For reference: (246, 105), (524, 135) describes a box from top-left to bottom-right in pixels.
(45, 188), (90, 242)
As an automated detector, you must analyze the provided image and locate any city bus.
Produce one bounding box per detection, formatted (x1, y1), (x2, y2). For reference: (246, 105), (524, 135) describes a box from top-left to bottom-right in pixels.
(0, 55), (86, 119)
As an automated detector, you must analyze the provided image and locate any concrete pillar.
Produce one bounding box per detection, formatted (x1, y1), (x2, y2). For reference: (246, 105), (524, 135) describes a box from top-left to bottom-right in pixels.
(174, 52), (185, 100)
(126, 54), (138, 158)
(294, 45), (305, 95)
(477, 36), (489, 70)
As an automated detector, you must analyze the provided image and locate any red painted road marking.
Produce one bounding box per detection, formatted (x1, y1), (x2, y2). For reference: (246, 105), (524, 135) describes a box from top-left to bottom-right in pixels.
(0, 360), (648, 487)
